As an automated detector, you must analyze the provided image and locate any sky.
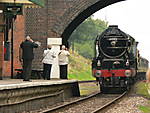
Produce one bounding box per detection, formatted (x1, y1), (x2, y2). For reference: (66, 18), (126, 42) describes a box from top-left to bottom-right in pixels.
(93, 0), (150, 62)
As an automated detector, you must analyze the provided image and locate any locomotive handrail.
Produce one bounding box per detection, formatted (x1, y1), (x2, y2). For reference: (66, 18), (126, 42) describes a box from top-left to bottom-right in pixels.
(103, 59), (124, 61)
(104, 37), (128, 41)
(107, 47), (127, 49)
(106, 38), (128, 41)
(104, 36), (124, 38)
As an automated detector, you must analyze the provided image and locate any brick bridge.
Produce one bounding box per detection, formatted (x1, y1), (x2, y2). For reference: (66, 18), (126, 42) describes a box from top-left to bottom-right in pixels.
(25, 0), (125, 44)
(0, 0), (125, 77)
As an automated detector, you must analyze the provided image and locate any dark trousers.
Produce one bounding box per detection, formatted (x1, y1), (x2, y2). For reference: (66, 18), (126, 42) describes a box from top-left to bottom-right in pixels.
(23, 59), (32, 81)
(59, 65), (68, 79)
(43, 63), (52, 80)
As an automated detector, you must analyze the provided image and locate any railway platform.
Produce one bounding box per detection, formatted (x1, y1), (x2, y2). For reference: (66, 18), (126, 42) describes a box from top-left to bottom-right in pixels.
(0, 79), (80, 113)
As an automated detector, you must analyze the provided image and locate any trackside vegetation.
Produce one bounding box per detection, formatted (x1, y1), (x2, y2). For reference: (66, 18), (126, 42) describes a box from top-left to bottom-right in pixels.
(68, 16), (108, 80)
(69, 16), (108, 59)
(68, 50), (95, 80)
(136, 82), (150, 113)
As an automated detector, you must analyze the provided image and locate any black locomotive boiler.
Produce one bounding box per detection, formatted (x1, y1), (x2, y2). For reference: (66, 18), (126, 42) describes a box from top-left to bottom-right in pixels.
(92, 25), (149, 93)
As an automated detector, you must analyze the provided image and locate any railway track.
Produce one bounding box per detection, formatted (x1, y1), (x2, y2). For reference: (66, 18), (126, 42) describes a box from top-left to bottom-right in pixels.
(91, 91), (127, 113)
(40, 91), (127, 113)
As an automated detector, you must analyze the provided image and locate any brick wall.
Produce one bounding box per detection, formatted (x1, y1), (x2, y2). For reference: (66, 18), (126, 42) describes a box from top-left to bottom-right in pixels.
(0, 33), (4, 79)
(1, 0), (123, 77)
(24, 0), (124, 40)
(1, 0), (122, 74)
(23, 0), (123, 70)
(13, 15), (25, 74)
(52, 0), (124, 40)
(0, 13), (4, 79)
(25, 7), (48, 69)
(3, 15), (25, 77)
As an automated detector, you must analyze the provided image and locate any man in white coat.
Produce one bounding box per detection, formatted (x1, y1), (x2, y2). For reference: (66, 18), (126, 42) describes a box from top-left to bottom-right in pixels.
(146, 68), (150, 83)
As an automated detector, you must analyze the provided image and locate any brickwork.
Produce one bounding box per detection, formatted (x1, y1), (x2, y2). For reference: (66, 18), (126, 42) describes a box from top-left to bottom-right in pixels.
(0, 13), (4, 79)
(23, 0), (123, 69)
(1, 0), (124, 76)
(3, 15), (25, 77)
(24, 0), (124, 40)
(0, 33), (4, 79)
(25, 7), (48, 69)
(13, 16), (25, 74)
(53, 0), (124, 39)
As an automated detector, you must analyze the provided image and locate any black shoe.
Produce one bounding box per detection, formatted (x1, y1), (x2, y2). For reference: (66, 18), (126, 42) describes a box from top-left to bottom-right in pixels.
(47, 78), (50, 80)
(23, 79), (32, 82)
(43, 78), (46, 80)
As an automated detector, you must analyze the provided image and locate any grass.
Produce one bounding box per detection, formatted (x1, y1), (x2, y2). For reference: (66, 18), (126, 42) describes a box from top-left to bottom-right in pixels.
(139, 105), (150, 113)
(136, 82), (150, 113)
(68, 51), (95, 80)
(79, 83), (99, 95)
(136, 82), (150, 98)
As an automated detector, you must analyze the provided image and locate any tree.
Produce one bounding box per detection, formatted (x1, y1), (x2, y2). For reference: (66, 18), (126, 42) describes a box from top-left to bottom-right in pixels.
(69, 16), (108, 59)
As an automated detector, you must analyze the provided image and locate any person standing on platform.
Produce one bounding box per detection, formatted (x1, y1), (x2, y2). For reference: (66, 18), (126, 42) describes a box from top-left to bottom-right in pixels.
(42, 45), (56, 80)
(19, 36), (40, 81)
(146, 68), (150, 83)
(58, 45), (70, 79)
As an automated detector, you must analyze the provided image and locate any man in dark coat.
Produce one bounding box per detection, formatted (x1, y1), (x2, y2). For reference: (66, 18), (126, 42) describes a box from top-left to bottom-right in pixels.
(19, 36), (39, 81)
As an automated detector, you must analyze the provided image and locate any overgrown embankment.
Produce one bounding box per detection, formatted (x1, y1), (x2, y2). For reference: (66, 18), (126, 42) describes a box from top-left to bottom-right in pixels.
(68, 51), (95, 80)
(136, 82), (150, 113)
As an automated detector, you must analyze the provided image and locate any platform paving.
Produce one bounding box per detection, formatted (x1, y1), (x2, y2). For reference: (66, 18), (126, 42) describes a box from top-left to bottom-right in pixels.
(0, 79), (78, 90)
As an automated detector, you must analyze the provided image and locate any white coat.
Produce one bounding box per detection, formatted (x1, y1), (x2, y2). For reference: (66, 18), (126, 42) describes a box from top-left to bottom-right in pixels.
(146, 68), (150, 83)
(42, 49), (56, 64)
(58, 50), (70, 65)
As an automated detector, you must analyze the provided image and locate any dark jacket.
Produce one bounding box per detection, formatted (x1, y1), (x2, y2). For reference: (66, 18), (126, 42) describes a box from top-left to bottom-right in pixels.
(20, 40), (38, 60)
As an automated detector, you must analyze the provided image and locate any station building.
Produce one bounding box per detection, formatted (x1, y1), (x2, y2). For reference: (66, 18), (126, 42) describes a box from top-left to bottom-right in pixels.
(0, 0), (44, 79)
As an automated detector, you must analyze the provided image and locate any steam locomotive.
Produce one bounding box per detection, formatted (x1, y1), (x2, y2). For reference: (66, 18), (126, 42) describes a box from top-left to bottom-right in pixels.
(92, 25), (149, 93)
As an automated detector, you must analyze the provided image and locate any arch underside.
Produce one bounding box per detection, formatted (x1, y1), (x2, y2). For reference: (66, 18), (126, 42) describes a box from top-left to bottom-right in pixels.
(52, 0), (125, 44)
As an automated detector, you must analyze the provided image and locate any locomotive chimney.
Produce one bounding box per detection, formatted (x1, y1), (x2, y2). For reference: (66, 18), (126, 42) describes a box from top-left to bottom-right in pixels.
(109, 25), (118, 28)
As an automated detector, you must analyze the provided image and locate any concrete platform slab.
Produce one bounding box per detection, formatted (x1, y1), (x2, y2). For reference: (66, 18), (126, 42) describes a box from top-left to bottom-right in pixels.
(0, 79), (78, 90)
(0, 79), (80, 113)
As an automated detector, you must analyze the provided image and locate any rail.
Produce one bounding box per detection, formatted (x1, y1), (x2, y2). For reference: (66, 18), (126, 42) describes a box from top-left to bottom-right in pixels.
(91, 91), (127, 113)
(40, 92), (100, 113)
(40, 91), (127, 113)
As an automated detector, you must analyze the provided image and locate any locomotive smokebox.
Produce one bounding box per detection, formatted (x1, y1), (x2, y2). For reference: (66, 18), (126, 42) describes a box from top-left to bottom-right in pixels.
(99, 25), (128, 58)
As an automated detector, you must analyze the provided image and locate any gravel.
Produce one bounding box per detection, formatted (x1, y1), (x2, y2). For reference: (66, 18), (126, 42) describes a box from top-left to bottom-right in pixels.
(22, 82), (150, 113)
(105, 95), (149, 113)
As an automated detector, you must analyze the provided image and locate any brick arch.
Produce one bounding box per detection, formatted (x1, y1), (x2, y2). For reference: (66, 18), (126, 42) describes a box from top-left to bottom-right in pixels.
(52, 0), (125, 43)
